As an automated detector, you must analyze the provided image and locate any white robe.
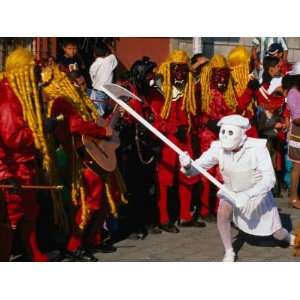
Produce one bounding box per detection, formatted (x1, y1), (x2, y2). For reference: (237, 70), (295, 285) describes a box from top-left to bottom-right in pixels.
(185, 137), (282, 236)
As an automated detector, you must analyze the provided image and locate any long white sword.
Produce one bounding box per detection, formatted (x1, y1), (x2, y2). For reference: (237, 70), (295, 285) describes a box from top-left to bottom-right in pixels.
(101, 83), (237, 201)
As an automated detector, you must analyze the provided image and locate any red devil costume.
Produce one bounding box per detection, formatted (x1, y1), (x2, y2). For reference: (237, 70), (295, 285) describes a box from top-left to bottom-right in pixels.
(42, 65), (121, 261)
(0, 77), (49, 262)
(155, 50), (206, 232)
(197, 54), (238, 220)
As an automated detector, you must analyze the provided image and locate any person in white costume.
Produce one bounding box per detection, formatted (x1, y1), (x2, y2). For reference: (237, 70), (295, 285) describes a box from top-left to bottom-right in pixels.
(179, 114), (295, 262)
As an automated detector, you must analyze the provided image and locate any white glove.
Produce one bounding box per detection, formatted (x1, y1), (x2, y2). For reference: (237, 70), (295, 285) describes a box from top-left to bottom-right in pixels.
(234, 192), (250, 214)
(179, 152), (192, 169)
(217, 188), (235, 205)
(217, 189), (250, 212)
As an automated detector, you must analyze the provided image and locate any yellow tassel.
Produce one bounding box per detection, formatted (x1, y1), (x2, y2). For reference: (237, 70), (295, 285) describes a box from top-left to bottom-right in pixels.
(121, 193), (128, 204)
(105, 182), (118, 217)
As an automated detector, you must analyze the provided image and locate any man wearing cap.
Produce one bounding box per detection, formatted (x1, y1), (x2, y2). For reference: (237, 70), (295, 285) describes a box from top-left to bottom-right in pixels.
(179, 114), (295, 262)
(267, 43), (291, 76)
(251, 37), (288, 81)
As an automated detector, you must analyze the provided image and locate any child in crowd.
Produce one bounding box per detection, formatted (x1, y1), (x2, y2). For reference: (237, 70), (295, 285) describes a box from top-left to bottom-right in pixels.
(58, 39), (86, 74)
(89, 42), (118, 116)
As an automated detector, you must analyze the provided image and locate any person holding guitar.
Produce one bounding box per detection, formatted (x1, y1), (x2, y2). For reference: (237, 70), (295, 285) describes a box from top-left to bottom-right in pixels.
(41, 65), (124, 262)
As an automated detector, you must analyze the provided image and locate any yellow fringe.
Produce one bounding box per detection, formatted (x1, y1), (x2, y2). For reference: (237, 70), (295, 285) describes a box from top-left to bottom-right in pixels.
(105, 182), (118, 218)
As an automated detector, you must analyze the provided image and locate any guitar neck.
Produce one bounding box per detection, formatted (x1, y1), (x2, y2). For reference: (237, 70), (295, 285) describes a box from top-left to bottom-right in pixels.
(109, 109), (120, 129)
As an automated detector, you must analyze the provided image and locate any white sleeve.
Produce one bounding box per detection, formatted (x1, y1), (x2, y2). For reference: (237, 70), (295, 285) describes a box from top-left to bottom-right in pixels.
(244, 146), (276, 199)
(89, 62), (97, 82)
(183, 142), (220, 176)
(106, 54), (118, 70)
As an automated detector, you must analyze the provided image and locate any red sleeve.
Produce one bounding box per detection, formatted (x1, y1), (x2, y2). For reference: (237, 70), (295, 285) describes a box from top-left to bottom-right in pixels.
(52, 98), (107, 138)
(0, 85), (34, 151)
(255, 89), (285, 111)
(236, 88), (254, 113)
(282, 104), (290, 118)
(149, 97), (171, 133)
(122, 98), (143, 124)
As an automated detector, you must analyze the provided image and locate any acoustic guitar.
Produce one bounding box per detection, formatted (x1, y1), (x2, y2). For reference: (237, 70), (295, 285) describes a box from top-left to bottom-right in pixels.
(82, 109), (121, 173)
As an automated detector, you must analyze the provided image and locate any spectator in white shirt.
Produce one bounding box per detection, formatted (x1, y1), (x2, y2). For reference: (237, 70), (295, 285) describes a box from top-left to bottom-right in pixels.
(89, 42), (118, 115)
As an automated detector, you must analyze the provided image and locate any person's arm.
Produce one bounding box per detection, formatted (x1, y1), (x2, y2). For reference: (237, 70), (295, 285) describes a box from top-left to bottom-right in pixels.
(236, 86), (256, 113)
(283, 50), (288, 62)
(0, 100), (34, 151)
(106, 54), (118, 71)
(190, 56), (209, 72)
(52, 98), (110, 139)
(89, 61), (97, 83)
(180, 142), (220, 177)
(256, 110), (281, 132)
(244, 144), (276, 199)
(293, 118), (300, 126)
(280, 37), (289, 61)
(287, 89), (300, 125)
(251, 38), (261, 70)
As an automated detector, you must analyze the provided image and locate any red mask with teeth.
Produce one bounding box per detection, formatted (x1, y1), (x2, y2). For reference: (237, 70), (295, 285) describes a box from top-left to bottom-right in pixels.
(170, 63), (189, 90)
(211, 67), (230, 92)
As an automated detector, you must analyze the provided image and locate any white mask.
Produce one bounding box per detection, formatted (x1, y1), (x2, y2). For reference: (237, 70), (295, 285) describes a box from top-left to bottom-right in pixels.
(219, 124), (244, 151)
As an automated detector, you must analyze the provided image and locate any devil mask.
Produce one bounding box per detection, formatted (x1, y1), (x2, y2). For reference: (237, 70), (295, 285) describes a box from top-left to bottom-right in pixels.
(211, 67), (230, 92)
(170, 63), (189, 91)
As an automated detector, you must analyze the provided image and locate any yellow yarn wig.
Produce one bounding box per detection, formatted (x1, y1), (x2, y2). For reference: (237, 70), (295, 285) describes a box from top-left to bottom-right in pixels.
(227, 46), (250, 97)
(157, 50), (197, 122)
(228, 46), (254, 115)
(200, 54), (237, 114)
(5, 48), (51, 172)
(4, 48), (68, 230)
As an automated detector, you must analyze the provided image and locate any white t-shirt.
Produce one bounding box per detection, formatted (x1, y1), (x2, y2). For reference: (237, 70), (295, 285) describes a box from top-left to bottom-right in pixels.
(89, 54), (118, 90)
(252, 37), (288, 63)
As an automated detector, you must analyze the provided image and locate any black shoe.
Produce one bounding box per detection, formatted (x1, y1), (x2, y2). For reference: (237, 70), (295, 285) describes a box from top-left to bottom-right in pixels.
(159, 223), (180, 233)
(89, 243), (117, 253)
(179, 220), (206, 228)
(148, 226), (162, 235)
(198, 215), (217, 223)
(128, 232), (141, 240)
(47, 250), (63, 262)
(65, 249), (98, 262)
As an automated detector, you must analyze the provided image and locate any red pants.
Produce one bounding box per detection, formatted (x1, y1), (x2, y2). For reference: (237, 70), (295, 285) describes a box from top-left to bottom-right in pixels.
(1, 161), (47, 262)
(198, 168), (220, 217)
(4, 161), (39, 227)
(67, 167), (108, 252)
(158, 179), (193, 225)
(157, 134), (198, 225)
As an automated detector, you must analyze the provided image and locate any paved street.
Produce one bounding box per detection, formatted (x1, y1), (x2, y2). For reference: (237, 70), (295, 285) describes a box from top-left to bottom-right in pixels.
(94, 192), (300, 262)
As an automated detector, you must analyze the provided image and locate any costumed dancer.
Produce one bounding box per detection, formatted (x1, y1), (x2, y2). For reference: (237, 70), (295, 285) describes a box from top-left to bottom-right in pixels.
(197, 54), (237, 222)
(0, 48), (62, 261)
(155, 50), (206, 233)
(179, 114), (295, 262)
(41, 65), (127, 261)
(118, 57), (164, 237)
